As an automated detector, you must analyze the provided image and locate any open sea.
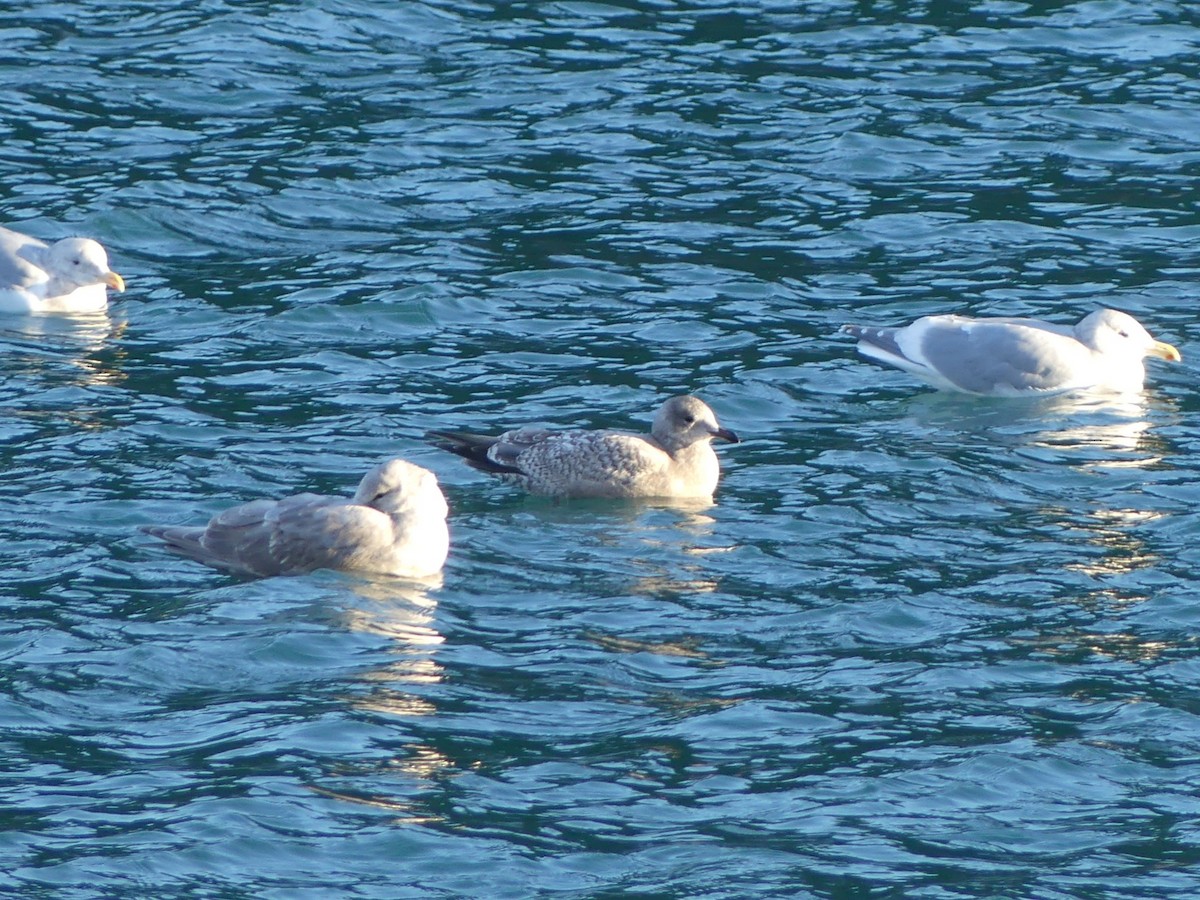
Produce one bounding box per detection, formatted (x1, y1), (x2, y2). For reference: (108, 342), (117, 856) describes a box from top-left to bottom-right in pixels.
(3, 1), (1200, 897)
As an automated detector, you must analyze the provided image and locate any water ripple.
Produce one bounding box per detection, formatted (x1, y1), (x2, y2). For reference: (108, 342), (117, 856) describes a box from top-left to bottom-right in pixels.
(3, 0), (1200, 896)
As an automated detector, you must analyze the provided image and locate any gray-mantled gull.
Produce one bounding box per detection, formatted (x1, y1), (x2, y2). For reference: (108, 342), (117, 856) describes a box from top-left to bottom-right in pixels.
(140, 459), (449, 578)
(427, 394), (740, 499)
(0, 224), (125, 314)
(842, 308), (1180, 396)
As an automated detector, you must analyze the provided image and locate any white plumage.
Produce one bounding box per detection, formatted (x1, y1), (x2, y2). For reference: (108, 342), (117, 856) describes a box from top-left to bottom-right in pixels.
(843, 308), (1180, 396)
(0, 224), (125, 314)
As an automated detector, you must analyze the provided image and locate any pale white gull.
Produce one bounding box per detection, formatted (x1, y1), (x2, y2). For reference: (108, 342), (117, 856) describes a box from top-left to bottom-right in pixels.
(0, 224), (125, 314)
(842, 308), (1180, 396)
(140, 459), (449, 578)
(427, 394), (740, 499)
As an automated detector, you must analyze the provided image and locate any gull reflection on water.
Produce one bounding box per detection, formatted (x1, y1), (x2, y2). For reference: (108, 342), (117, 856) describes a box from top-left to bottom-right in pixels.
(0, 312), (128, 388)
(1028, 393), (1169, 470)
(903, 390), (1169, 466)
(314, 574), (457, 822)
(1023, 395), (1177, 663)
(509, 494), (734, 595)
(1027, 394), (1170, 596)
(629, 501), (733, 597)
(339, 574), (445, 718)
(905, 390), (1176, 612)
(0, 313), (130, 443)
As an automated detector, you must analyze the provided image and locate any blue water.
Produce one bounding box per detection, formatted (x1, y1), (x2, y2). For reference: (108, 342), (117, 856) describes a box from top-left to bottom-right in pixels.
(3, 1), (1200, 896)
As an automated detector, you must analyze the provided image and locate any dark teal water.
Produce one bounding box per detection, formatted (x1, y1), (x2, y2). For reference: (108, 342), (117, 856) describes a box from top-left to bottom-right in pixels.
(3, 1), (1200, 897)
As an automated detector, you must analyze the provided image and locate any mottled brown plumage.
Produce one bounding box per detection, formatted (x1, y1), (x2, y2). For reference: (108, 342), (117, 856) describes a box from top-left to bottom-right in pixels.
(428, 395), (739, 499)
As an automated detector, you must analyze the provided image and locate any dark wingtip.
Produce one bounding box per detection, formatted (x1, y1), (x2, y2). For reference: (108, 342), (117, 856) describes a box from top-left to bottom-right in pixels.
(425, 429), (524, 475)
(424, 429), (471, 455)
(424, 429), (456, 443)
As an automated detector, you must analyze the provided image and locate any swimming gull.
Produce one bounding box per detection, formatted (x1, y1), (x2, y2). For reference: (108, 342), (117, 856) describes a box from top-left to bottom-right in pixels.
(0, 224), (125, 314)
(140, 459), (449, 578)
(842, 308), (1180, 396)
(427, 394), (740, 499)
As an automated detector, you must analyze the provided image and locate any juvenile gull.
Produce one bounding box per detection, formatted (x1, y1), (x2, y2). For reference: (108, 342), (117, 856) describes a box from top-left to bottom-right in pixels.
(0, 224), (125, 314)
(842, 308), (1180, 396)
(140, 459), (449, 579)
(427, 395), (740, 499)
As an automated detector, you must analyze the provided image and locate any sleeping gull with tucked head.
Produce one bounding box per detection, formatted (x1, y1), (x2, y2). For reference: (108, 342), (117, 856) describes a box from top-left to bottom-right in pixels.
(427, 394), (740, 499)
(0, 224), (125, 314)
(842, 308), (1180, 396)
(140, 459), (449, 579)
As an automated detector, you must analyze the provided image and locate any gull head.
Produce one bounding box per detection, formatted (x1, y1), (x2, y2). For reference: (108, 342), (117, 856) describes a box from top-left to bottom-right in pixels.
(1077, 308), (1180, 363)
(46, 237), (125, 294)
(651, 395), (740, 453)
(354, 459), (448, 519)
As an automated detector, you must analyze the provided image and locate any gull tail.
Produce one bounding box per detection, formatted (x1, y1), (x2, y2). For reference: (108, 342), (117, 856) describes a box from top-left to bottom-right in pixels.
(425, 430), (523, 475)
(140, 523), (206, 555)
(141, 524), (254, 575)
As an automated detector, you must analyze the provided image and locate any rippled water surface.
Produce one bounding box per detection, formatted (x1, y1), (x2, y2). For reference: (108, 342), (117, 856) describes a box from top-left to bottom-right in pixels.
(4, 1), (1200, 896)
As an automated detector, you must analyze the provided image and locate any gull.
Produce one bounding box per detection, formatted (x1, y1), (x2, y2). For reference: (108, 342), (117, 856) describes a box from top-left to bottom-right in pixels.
(427, 394), (740, 499)
(842, 308), (1180, 396)
(0, 224), (125, 314)
(140, 459), (449, 579)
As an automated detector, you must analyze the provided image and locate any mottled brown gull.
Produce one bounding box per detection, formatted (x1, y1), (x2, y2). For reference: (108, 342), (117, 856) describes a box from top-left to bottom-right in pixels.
(0, 224), (125, 314)
(140, 459), (449, 578)
(842, 308), (1180, 396)
(427, 394), (740, 500)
